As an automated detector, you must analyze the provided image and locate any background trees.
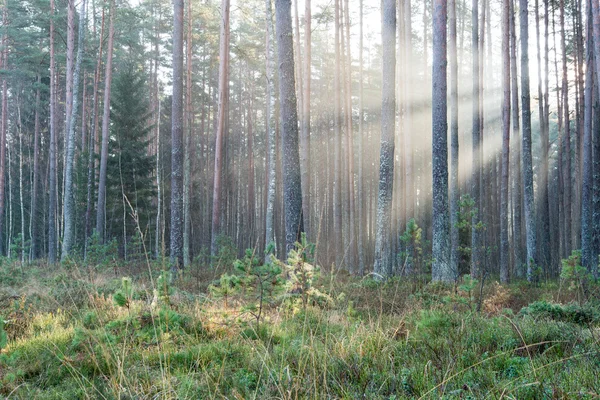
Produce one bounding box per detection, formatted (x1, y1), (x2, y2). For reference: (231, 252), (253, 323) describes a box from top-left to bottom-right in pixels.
(0, 0), (596, 283)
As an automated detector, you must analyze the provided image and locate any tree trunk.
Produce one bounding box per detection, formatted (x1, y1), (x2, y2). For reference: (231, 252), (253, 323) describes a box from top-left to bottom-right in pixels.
(276, 0), (304, 254)
(264, 0), (276, 255)
(62, 0), (87, 260)
(471, 0), (482, 278)
(590, 0), (600, 275)
(84, 2), (105, 254)
(449, 0), (460, 278)
(432, 0), (451, 282)
(582, 0), (594, 273)
(500, 0), (511, 283)
(183, 0), (193, 268)
(519, 0), (537, 280)
(96, 0), (115, 242)
(211, 0), (230, 257)
(333, 0), (342, 268)
(170, 0), (184, 269)
(373, 0), (396, 278)
(247, 84), (256, 249)
(30, 75), (41, 260)
(560, 0), (572, 258)
(343, 0), (356, 271)
(300, 0), (311, 241)
(48, 0), (57, 262)
(534, 0), (551, 271)
(357, 0), (365, 275)
(17, 97), (24, 263)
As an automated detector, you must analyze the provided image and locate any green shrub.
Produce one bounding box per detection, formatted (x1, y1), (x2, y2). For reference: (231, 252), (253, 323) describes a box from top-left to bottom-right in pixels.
(519, 300), (598, 325)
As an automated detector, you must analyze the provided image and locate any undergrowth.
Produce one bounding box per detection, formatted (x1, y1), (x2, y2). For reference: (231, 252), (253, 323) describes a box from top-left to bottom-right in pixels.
(0, 254), (599, 399)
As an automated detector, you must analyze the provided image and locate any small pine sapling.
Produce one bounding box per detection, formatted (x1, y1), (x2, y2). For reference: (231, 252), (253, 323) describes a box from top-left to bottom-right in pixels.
(0, 317), (7, 351)
(113, 277), (134, 309)
(560, 250), (591, 302)
(399, 219), (423, 276)
(152, 271), (174, 308)
(208, 273), (240, 308)
(279, 233), (331, 310)
(235, 248), (284, 327)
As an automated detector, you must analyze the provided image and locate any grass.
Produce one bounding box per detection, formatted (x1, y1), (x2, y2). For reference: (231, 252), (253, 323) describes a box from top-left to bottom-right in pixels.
(0, 259), (599, 399)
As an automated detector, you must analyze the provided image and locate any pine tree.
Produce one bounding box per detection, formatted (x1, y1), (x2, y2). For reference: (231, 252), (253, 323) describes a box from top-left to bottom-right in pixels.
(373, 0), (396, 278)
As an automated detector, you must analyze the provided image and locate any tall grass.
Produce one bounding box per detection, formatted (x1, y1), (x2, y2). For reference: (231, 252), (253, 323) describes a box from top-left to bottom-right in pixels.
(0, 257), (599, 399)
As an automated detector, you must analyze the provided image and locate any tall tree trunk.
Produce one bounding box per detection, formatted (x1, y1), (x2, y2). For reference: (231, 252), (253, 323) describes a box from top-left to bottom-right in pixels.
(48, 0), (57, 262)
(264, 0), (276, 255)
(170, 0), (184, 269)
(357, 0), (365, 275)
(500, 0), (511, 283)
(84, 2), (105, 253)
(183, 0), (193, 268)
(276, 0), (304, 254)
(560, 0), (572, 258)
(590, 0), (600, 275)
(344, 0), (356, 271)
(64, 0), (75, 196)
(593, 70), (600, 277)
(247, 84), (256, 248)
(404, 0), (414, 239)
(293, 0), (303, 128)
(30, 75), (41, 260)
(96, 0), (115, 242)
(535, 0), (551, 270)
(300, 0), (311, 241)
(17, 96), (24, 263)
(582, 0), (594, 273)
(573, 0), (584, 253)
(211, 0), (230, 257)
(153, 2), (162, 258)
(471, 0), (482, 277)
(62, 0), (87, 260)
(520, 0), (537, 280)
(373, 0), (396, 278)
(432, 0), (451, 282)
(333, 0), (343, 268)
(449, 0), (460, 277)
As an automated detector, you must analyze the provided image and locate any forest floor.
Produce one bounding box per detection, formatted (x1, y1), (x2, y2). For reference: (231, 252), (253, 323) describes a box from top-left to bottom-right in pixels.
(0, 256), (599, 399)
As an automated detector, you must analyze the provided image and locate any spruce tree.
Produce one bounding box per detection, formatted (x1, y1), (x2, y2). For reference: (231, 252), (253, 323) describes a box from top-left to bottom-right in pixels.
(105, 66), (155, 257)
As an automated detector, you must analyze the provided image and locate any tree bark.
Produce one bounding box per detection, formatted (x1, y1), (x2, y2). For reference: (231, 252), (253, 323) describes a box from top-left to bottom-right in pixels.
(300, 0), (311, 241)
(62, 0), (87, 260)
(84, 2), (105, 254)
(275, 0), (304, 254)
(582, 0), (594, 274)
(48, 0), (57, 262)
(431, 0), (450, 282)
(183, 0), (193, 268)
(30, 75), (41, 260)
(535, 0), (551, 270)
(449, 0), (459, 278)
(373, 0), (396, 278)
(590, 0), (600, 275)
(211, 0), (230, 257)
(264, 0), (276, 255)
(560, 0), (572, 258)
(519, 0), (537, 280)
(500, 0), (511, 283)
(471, 0), (482, 278)
(357, 0), (365, 275)
(333, 0), (342, 267)
(96, 0), (116, 242)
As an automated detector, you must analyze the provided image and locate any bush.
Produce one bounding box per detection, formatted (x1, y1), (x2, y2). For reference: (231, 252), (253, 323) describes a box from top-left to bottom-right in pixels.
(519, 300), (598, 325)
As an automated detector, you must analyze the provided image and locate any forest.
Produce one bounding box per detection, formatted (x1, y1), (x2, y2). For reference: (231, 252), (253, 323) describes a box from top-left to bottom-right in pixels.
(0, 0), (600, 397)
